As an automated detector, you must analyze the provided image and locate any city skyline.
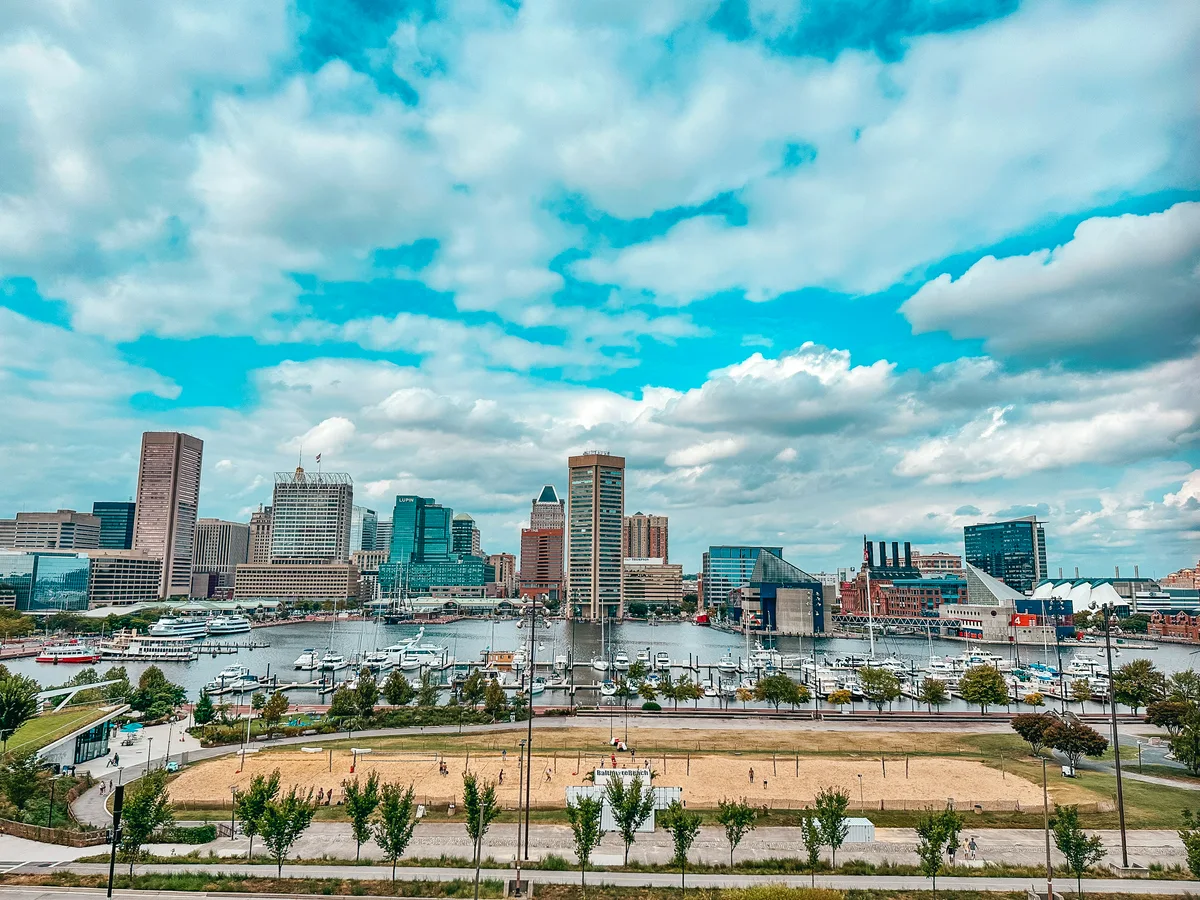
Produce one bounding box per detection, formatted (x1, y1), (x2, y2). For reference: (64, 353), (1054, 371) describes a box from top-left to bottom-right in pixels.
(1, 2), (1197, 577)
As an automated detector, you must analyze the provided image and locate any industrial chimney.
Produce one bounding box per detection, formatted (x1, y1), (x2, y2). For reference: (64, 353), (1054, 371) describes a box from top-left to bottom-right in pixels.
(879, 541), (887, 567)
(1135, 565), (1140, 579)
(892, 542), (900, 570)
(904, 541), (912, 568)
(1074, 566), (1080, 578)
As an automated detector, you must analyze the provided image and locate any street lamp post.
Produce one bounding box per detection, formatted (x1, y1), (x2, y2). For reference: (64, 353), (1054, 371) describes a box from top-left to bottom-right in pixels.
(857, 773), (863, 810)
(1093, 600), (1129, 869)
(145, 737), (153, 776)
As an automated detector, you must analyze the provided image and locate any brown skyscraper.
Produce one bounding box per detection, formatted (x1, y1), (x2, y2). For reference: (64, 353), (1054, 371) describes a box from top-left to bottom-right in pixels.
(622, 512), (668, 562)
(133, 431), (204, 598)
(567, 451), (625, 620)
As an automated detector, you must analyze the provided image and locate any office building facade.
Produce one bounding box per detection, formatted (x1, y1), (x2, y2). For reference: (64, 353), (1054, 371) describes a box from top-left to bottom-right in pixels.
(622, 512), (668, 562)
(0, 549), (161, 611)
(92, 502), (136, 550)
(520, 526), (564, 602)
(486, 552), (517, 596)
(726, 551), (825, 635)
(234, 562), (359, 603)
(452, 514), (481, 556)
(964, 517), (1047, 594)
(248, 506), (273, 563)
(909, 550), (964, 575)
(193, 519), (251, 589)
(622, 558), (683, 612)
(567, 452), (625, 620)
(133, 431), (204, 597)
(375, 520), (392, 562)
(379, 495), (484, 597)
(269, 468), (353, 564)
(530, 484), (565, 529)
(701, 546), (783, 612)
(86, 550), (164, 607)
(12, 510), (101, 549)
(349, 505), (378, 554)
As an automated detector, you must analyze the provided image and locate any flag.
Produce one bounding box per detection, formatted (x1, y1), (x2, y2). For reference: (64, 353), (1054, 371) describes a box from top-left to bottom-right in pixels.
(316, 453), (322, 463)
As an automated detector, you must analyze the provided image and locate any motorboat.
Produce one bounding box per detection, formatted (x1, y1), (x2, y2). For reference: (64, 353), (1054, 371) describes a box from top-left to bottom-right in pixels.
(613, 651), (630, 672)
(591, 657), (609, 672)
(717, 652), (738, 674)
(321, 652), (349, 672)
(654, 651), (671, 671)
(702, 681), (718, 698)
(294, 649), (320, 670)
(1065, 656), (1106, 678)
(362, 650), (391, 670)
(512, 649), (528, 670)
(206, 615), (252, 635)
(553, 654), (569, 672)
(530, 678), (546, 696)
(397, 642), (449, 671)
(635, 650), (650, 667)
(205, 665), (259, 693)
(646, 672), (662, 688)
(36, 641), (101, 664)
(600, 680), (617, 697)
(148, 616), (208, 639)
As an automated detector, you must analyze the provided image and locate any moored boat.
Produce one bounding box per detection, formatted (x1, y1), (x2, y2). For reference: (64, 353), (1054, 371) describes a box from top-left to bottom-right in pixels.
(36, 641), (101, 664)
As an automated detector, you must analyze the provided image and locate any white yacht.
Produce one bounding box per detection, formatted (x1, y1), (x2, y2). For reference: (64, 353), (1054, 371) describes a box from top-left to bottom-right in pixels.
(646, 672), (662, 688)
(362, 650), (391, 670)
(591, 657), (609, 672)
(320, 652), (349, 672)
(205, 665), (259, 693)
(148, 616), (208, 639)
(600, 680), (617, 697)
(294, 649), (320, 670)
(553, 654), (569, 672)
(654, 651), (671, 671)
(702, 680), (718, 698)
(635, 650), (651, 667)
(613, 651), (630, 672)
(717, 652), (738, 674)
(530, 678), (546, 696)
(206, 615), (252, 635)
(397, 641), (448, 671)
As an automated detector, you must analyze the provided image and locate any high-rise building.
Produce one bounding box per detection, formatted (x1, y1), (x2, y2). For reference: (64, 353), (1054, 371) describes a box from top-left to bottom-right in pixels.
(375, 519), (392, 562)
(92, 502), (136, 550)
(248, 506), (273, 563)
(350, 506), (378, 554)
(701, 546), (783, 612)
(452, 514), (481, 556)
(520, 527), (564, 603)
(530, 485), (565, 530)
(269, 468), (353, 564)
(0, 548), (161, 611)
(12, 510), (101, 549)
(193, 519), (250, 589)
(379, 496), (484, 598)
(133, 431), (204, 598)
(964, 517), (1047, 594)
(486, 552), (517, 596)
(622, 512), (668, 562)
(567, 451), (625, 620)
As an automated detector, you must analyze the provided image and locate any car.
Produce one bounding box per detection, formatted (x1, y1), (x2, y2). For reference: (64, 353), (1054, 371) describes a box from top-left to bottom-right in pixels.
(164, 760), (180, 773)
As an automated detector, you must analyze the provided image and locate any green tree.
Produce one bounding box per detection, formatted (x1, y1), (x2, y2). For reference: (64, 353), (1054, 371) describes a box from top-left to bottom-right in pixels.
(343, 771), (380, 861)
(1179, 809), (1200, 879)
(327, 685), (356, 722)
(680, 596), (697, 615)
(193, 690), (216, 726)
(120, 769), (174, 875)
(1168, 670), (1200, 705)
(131, 665), (185, 718)
(250, 691), (267, 712)
(1051, 805), (1107, 898)
(1046, 720), (1109, 769)
(661, 800), (702, 894)
(858, 666), (901, 712)
(918, 678), (949, 713)
(566, 794), (605, 895)
(827, 689), (853, 709)
(814, 785), (851, 866)
(627, 601), (649, 619)
(1070, 679), (1093, 712)
(482, 678), (507, 721)
(354, 668), (379, 720)
(753, 672), (803, 710)
(101, 666), (133, 703)
(627, 660), (648, 683)
(1147, 700), (1191, 736)
(1011, 712), (1057, 755)
(382, 670), (415, 707)
(235, 769), (281, 860)
(638, 682), (659, 703)
(1, 749), (42, 810)
(958, 665), (1008, 714)
(462, 774), (501, 900)
(416, 670), (439, 708)
(259, 786), (317, 876)
(0, 675), (39, 750)
(716, 798), (757, 868)
(1119, 613), (1150, 634)
(461, 670), (486, 709)
(914, 808), (963, 897)
(606, 773), (656, 865)
(1168, 709), (1200, 776)
(261, 690), (289, 733)
(1112, 659), (1165, 714)
(799, 808), (823, 887)
(373, 781), (418, 881)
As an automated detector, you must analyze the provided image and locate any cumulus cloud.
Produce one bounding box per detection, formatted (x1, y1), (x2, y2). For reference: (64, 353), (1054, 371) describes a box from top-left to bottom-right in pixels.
(902, 202), (1200, 365)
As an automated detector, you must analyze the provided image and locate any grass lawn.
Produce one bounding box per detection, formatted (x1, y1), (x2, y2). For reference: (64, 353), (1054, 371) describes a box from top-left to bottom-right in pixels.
(5, 704), (109, 756)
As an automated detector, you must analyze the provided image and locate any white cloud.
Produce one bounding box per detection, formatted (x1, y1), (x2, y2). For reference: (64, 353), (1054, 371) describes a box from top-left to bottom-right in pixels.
(288, 416), (357, 460)
(902, 202), (1200, 364)
(666, 437), (745, 468)
(1165, 471), (1200, 509)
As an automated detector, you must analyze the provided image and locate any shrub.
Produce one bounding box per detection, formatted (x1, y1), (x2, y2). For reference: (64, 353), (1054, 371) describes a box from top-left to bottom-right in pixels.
(157, 824), (217, 844)
(641, 701), (662, 712)
(539, 853), (570, 870)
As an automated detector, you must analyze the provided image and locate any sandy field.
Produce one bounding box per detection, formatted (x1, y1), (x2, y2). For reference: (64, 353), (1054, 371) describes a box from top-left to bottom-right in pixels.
(169, 748), (1043, 809)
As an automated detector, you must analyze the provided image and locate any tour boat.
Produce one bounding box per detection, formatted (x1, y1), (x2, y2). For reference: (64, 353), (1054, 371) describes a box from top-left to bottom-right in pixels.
(99, 629), (199, 662)
(148, 616), (208, 639)
(36, 642), (101, 664)
(205, 615), (252, 635)
(294, 649), (320, 670)
(320, 652), (349, 672)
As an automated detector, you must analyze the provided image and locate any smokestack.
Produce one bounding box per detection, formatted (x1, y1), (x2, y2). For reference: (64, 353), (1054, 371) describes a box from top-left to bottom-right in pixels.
(892, 542), (900, 570)
(1059, 567), (1063, 579)
(1074, 566), (1079, 579)
(1115, 566), (1120, 578)
(879, 541), (887, 567)
(904, 541), (912, 568)
(1135, 565), (1139, 579)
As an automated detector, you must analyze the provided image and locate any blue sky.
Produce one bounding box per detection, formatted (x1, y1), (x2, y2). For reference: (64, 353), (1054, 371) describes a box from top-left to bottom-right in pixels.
(1, 0), (1198, 576)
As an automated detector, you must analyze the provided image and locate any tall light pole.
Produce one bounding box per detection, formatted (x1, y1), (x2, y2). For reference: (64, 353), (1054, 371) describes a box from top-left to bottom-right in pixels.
(1093, 600), (1129, 868)
(1042, 757), (1053, 900)
(522, 599), (539, 861)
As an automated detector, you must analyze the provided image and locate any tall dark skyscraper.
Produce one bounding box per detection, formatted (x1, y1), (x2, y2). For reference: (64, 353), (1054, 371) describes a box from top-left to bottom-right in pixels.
(963, 516), (1047, 594)
(92, 501), (136, 550)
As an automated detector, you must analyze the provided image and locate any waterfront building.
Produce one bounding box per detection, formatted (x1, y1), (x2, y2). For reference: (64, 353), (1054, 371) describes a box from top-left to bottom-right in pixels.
(839, 538), (923, 616)
(622, 558), (683, 612)
(882, 575), (967, 617)
(0, 519), (13, 547)
(520, 526), (564, 604)
(269, 468), (353, 563)
(193, 518), (250, 590)
(86, 550), (163, 606)
(133, 431), (204, 597)
(909, 550), (963, 575)
(92, 502), (135, 549)
(379, 555), (485, 596)
(1164, 560), (1200, 590)
(530, 484), (565, 530)
(233, 562), (359, 602)
(375, 519), (392, 561)
(379, 495), (484, 597)
(350, 505), (378, 554)
(486, 552), (517, 597)
(701, 546), (782, 614)
(622, 513), (668, 562)
(452, 514), (481, 556)
(248, 506), (273, 563)
(12, 510), (101, 549)
(938, 563), (1064, 644)
(727, 551), (825, 635)
(964, 516), (1047, 594)
(567, 451), (625, 620)
(0, 549), (161, 611)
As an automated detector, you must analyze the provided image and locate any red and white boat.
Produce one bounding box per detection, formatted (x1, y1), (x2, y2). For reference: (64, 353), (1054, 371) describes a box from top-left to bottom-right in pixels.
(36, 642), (102, 664)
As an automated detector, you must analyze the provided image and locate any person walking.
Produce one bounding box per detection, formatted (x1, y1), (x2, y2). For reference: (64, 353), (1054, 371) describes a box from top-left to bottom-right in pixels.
(967, 837), (977, 860)
(748, 766), (755, 783)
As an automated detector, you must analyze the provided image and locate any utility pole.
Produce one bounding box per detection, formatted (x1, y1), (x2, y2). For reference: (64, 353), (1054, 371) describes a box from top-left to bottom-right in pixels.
(1042, 757), (1053, 900)
(1101, 603), (1129, 868)
(107, 785), (125, 898)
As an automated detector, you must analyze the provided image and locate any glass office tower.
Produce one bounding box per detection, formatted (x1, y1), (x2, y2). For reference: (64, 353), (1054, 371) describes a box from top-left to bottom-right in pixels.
(963, 517), (1048, 594)
(92, 502), (136, 550)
